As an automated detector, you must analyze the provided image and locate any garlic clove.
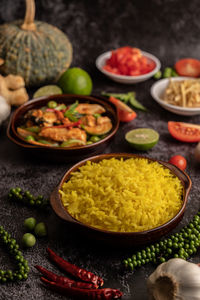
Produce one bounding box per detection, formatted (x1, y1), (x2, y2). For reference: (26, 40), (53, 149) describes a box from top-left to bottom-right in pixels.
(0, 95), (11, 125)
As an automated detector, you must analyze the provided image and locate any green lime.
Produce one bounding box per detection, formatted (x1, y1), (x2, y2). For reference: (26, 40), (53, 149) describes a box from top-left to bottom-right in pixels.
(24, 217), (37, 231)
(22, 233), (36, 248)
(33, 85), (62, 98)
(58, 67), (93, 95)
(34, 222), (47, 237)
(125, 128), (159, 151)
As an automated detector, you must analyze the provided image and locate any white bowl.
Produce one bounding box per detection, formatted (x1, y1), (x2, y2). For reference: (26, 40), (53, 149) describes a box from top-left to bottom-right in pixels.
(150, 77), (200, 116)
(95, 50), (161, 84)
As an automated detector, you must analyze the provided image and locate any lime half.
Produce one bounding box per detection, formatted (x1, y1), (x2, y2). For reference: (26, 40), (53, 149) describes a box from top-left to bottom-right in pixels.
(33, 85), (62, 98)
(125, 128), (159, 151)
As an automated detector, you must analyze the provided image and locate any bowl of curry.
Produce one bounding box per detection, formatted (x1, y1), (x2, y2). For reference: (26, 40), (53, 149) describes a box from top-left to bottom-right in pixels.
(8, 94), (119, 162)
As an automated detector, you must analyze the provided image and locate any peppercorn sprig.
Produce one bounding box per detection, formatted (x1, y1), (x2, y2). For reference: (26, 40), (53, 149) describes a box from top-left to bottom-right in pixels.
(8, 187), (49, 208)
(0, 226), (30, 283)
(123, 212), (200, 271)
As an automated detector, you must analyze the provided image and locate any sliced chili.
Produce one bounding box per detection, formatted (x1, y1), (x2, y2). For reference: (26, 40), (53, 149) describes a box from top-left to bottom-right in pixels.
(35, 265), (96, 289)
(47, 248), (104, 287)
(40, 277), (122, 300)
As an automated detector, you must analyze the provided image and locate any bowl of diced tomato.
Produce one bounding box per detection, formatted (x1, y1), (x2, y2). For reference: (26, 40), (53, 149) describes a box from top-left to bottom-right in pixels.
(96, 46), (161, 84)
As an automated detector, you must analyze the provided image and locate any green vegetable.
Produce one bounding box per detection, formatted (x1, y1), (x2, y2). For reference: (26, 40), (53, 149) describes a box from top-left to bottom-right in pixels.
(163, 67), (173, 78)
(8, 188), (49, 208)
(34, 222), (47, 237)
(123, 213), (200, 271)
(0, 225), (29, 282)
(102, 91), (147, 111)
(153, 70), (162, 79)
(90, 136), (101, 143)
(22, 233), (36, 248)
(128, 92), (147, 112)
(60, 139), (85, 147)
(171, 69), (179, 77)
(55, 104), (67, 111)
(102, 92), (131, 103)
(24, 217), (37, 231)
(25, 135), (35, 141)
(47, 101), (57, 109)
(26, 126), (40, 133)
(64, 101), (79, 121)
(86, 141), (93, 145)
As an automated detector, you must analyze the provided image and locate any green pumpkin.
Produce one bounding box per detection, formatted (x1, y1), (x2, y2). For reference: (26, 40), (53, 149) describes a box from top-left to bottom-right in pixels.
(0, 0), (72, 87)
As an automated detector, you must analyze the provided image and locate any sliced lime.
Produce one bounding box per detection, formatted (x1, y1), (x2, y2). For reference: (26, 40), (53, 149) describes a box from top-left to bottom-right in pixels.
(33, 85), (63, 98)
(125, 128), (159, 151)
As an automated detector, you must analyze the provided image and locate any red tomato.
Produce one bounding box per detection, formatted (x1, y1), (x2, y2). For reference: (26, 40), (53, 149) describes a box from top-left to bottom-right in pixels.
(175, 58), (200, 77)
(109, 96), (137, 122)
(169, 155), (187, 171)
(103, 46), (156, 76)
(168, 121), (200, 142)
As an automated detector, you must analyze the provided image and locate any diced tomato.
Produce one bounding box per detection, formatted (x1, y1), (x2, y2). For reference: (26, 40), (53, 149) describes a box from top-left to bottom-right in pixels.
(109, 96), (137, 122)
(103, 46), (156, 77)
(168, 121), (200, 142)
(175, 58), (200, 77)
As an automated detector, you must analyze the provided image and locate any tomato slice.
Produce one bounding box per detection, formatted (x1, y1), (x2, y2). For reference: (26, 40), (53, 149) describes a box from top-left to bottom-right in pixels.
(109, 96), (137, 122)
(168, 121), (200, 142)
(174, 58), (200, 77)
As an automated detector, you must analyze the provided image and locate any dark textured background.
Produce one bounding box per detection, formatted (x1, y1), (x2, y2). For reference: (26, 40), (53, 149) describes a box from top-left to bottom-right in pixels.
(1, 0), (200, 299)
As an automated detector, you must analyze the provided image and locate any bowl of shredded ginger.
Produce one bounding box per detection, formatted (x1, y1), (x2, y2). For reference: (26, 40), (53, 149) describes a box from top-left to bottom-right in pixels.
(151, 77), (200, 116)
(51, 153), (191, 247)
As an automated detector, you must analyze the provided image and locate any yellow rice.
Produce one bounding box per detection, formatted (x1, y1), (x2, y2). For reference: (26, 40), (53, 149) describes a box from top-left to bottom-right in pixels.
(60, 158), (183, 232)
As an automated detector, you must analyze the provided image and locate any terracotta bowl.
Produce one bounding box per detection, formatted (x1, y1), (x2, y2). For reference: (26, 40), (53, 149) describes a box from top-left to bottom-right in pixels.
(8, 94), (119, 162)
(50, 153), (192, 247)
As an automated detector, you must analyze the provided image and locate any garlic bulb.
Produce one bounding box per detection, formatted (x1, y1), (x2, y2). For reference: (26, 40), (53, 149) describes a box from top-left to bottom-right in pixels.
(0, 95), (11, 125)
(147, 258), (200, 300)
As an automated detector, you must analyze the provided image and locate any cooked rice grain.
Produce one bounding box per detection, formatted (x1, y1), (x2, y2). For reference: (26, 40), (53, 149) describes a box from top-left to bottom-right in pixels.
(60, 158), (183, 232)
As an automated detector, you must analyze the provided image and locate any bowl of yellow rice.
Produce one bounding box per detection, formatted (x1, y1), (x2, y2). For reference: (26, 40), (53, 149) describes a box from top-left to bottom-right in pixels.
(50, 153), (191, 246)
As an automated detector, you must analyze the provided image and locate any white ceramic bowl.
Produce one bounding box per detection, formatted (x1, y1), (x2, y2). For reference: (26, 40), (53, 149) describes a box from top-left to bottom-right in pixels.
(150, 77), (200, 116)
(95, 50), (161, 84)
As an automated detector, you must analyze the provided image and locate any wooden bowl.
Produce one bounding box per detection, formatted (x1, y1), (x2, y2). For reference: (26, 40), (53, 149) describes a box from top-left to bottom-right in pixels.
(8, 94), (119, 162)
(50, 153), (192, 247)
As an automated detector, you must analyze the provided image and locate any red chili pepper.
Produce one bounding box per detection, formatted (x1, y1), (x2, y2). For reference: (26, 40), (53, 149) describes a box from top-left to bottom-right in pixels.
(35, 265), (97, 289)
(41, 277), (123, 299)
(47, 248), (104, 287)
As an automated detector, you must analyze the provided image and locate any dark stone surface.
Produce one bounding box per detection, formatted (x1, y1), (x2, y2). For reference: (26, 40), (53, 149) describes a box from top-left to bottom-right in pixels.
(1, 0), (200, 299)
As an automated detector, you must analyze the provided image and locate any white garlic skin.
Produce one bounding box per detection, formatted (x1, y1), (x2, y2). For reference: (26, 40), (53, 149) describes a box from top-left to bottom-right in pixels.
(147, 258), (200, 300)
(0, 95), (11, 125)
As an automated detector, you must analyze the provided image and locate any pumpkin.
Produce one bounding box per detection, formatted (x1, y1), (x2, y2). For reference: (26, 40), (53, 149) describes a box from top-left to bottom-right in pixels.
(0, 0), (72, 87)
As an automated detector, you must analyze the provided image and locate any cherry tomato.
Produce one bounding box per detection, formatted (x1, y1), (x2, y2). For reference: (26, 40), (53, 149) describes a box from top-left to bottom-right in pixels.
(103, 46), (156, 76)
(169, 155), (187, 171)
(174, 58), (200, 77)
(109, 96), (137, 122)
(168, 121), (200, 143)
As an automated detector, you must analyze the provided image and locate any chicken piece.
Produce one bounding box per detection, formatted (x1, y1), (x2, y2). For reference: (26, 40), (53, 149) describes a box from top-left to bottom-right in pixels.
(80, 115), (96, 127)
(97, 116), (111, 125)
(17, 127), (37, 138)
(76, 103), (105, 114)
(39, 127), (87, 143)
(25, 109), (58, 126)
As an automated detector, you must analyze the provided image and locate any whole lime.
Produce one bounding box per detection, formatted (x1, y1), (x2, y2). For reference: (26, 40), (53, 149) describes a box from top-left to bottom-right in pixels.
(24, 217), (37, 231)
(22, 233), (36, 248)
(34, 222), (47, 237)
(58, 67), (93, 95)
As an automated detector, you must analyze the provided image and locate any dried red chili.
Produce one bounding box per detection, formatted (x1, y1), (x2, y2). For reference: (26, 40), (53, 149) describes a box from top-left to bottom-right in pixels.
(35, 265), (97, 289)
(47, 248), (104, 287)
(40, 277), (123, 299)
